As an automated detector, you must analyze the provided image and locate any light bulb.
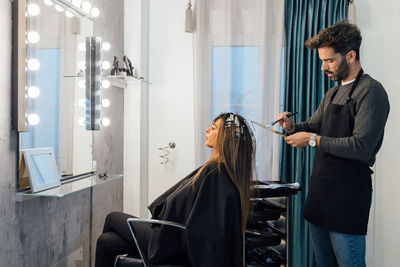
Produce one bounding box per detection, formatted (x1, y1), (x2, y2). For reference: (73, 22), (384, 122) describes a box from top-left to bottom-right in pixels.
(27, 31), (40, 43)
(27, 58), (40, 71)
(78, 80), (86, 88)
(101, 80), (110, 88)
(26, 113), (40, 126)
(78, 99), (86, 107)
(27, 3), (40, 16)
(78, 117), (86, 126)
(27, 86), (40, 98)
(81, 1), (91, 13)
(90, 7), (100, 17)
(101, 117), (110, 126)
(101, 99), (110, 108)
(65, 10), (74, 18)
(43, 0), (54, 6)
(102, 42), (111, 51)
(78, 42), (86, 51)
(72, 0), (82, 8)
(78, 61), (86, 70)
(101, 61), (110, 70)
(55, 5), (64, 12)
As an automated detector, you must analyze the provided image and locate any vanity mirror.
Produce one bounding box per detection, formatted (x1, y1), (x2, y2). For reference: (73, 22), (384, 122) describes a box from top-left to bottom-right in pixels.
(13, 0), (106, 189)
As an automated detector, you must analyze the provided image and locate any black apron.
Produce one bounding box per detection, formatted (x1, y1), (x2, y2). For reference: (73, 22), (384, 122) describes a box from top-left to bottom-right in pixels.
(303, 69), (372, 235)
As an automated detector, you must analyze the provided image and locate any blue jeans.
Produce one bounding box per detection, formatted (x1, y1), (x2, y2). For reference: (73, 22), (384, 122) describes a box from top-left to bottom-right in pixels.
(309, 223), (366, 267)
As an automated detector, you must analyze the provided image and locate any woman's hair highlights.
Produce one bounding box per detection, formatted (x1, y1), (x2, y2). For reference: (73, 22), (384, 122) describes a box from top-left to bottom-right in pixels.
(193, 113), (256, 231)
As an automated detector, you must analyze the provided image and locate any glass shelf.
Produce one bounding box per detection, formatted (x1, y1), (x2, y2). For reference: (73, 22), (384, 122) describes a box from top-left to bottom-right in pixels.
(63, 75), (85, 78)
(104, 75), (149, 88)
(63, 72), (85, 78)
(16, 174), (123, 201)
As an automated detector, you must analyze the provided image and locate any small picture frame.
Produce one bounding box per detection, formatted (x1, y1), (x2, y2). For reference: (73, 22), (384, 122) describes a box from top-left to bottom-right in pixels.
(21, 147), (61, 193)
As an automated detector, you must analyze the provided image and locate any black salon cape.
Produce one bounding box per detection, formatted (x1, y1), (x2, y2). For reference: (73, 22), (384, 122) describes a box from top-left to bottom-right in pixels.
(147, 162), (243, 267)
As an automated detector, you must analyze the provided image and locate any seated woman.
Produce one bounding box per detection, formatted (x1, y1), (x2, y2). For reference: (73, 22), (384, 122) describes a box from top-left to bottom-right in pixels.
(95, 113), (256, 267)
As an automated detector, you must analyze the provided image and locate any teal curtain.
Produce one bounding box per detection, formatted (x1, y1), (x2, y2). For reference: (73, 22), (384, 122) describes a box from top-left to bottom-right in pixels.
(281, 1), (349, 266)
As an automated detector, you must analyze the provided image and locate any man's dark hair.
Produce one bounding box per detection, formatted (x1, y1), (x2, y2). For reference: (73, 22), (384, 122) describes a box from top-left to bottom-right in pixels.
(305, 21), (362, 60)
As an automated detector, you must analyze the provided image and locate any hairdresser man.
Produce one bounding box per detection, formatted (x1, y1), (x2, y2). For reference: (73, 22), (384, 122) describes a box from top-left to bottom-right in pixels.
(278, 21), (389, 267)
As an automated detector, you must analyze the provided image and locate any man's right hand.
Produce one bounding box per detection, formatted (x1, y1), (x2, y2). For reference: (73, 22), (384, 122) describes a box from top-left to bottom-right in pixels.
(277, 111), (295, 133)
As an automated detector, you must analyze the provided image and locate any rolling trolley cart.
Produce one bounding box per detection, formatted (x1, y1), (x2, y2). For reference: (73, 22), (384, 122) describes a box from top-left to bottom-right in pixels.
(245, 181), (301, 267)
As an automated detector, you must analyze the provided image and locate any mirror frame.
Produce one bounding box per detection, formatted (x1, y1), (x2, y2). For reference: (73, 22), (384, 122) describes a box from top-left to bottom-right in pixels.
(12, 0), (28, 131)
(13, 0), (102, 190)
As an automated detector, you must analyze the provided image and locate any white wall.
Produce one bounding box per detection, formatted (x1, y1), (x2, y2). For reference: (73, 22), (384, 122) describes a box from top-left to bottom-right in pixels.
(124, 0), (149, 217)
(124, 0), (195, 215)
(356, 1), (400, 266)
(147, 0), (195, 203)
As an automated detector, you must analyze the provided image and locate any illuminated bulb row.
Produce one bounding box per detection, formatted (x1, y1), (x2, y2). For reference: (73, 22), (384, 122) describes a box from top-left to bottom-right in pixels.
(41, 1), (80, 18)
(25, 4), (42, 126)
(72, 0), (100, 17)
(101, 42), (111, 72)
(42, 0), (99, 17)
(100, 63), (111, 125)
(102, 41), (111, 72)
(99, 73), (111, 126)
(25, 86), (41, 125)
(77, 77), (110, 127)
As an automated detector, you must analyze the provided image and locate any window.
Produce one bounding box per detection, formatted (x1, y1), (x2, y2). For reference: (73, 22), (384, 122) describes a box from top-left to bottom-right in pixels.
(212, 46), (260, 121)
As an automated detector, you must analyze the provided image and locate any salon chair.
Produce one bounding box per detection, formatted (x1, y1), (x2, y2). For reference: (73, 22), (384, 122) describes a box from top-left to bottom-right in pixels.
(114, 218), (187, 267)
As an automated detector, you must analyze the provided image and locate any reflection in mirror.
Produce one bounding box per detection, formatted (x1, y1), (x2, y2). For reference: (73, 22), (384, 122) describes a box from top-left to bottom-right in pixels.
(19, 0), (94, 182)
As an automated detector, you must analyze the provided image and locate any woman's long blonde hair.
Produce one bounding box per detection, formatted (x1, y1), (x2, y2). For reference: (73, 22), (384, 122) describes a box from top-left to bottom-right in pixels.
(192, 113), (256, 231)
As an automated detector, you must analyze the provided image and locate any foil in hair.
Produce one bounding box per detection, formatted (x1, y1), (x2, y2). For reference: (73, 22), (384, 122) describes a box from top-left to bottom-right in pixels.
(225, 113), (246, 138)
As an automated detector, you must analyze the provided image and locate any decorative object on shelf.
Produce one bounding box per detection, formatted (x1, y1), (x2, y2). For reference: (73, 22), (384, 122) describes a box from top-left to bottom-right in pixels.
(123, 55), (134, 76)
(98, 172), (108, 180)
(20, 147), (61, 193)
(185, 0), (194, 33)
(158, 141), (176, 165)
(110, 56), (122, 76)
(108, 55), (147, 83)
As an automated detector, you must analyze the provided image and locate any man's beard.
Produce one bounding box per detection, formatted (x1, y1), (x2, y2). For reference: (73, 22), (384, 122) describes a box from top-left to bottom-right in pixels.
(325, 58), (350, 81)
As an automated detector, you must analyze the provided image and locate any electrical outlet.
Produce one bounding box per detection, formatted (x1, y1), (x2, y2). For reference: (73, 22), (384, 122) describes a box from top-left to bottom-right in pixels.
(92, 160), (97, 171)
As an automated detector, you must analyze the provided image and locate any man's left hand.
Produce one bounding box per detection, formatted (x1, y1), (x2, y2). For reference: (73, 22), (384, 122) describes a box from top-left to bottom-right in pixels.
(285, 132), (313, 148)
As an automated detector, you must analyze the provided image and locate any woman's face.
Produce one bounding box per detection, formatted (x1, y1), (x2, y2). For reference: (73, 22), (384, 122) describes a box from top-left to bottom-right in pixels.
(205, 118), (222, 148)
